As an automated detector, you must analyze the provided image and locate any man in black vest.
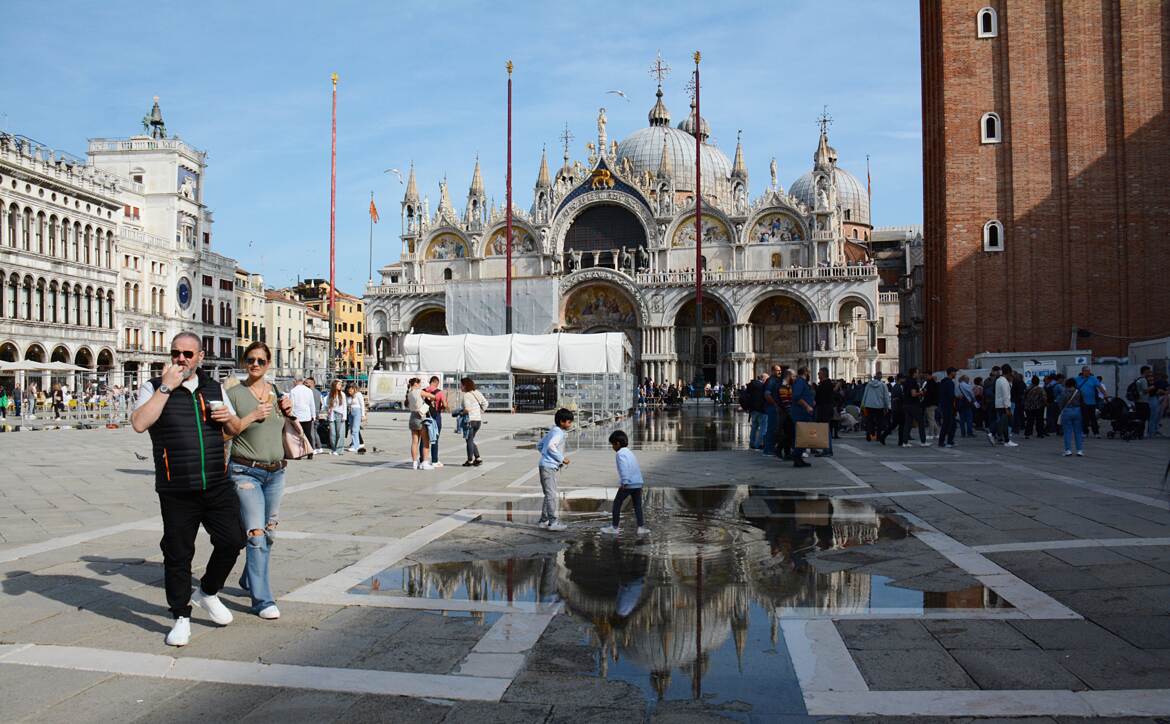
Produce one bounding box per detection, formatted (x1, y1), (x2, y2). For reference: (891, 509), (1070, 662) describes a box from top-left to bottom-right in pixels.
(131, 332), (246, 646)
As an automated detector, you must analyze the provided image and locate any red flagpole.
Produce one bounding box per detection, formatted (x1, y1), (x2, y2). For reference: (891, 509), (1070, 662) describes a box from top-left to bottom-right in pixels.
(505, 60), (514, 334)
(692, 51), (703, 391)
(329, 73), (338, 374)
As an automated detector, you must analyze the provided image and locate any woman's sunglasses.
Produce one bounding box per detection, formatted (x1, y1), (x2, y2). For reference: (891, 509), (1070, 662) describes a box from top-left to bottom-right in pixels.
(170, 350), (196, 359)
(244, 357), (269, 367)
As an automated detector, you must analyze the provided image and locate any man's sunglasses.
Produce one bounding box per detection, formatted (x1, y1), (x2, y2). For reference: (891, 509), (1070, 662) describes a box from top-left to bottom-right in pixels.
(170, 350), (196, 359)
(244, 357), (269, 366)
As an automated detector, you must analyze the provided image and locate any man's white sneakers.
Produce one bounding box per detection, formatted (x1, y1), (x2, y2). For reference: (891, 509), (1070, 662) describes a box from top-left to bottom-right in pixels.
(1064, 449), (1073, 456)
(599, 525), (619, 535)
(1003, 441), (1019, 447)
(636, 527), (652, 536)
(546, 521), (568, 531)
(432, 461), (444, 468)
(165, 616), (191, 646)
(420, 462), (434, 470)
(192, 587), (233, 625)
(258, 604), (281, 620)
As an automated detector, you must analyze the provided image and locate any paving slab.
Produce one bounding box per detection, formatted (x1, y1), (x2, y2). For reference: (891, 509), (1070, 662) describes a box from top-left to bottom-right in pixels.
(1056, 649), (1170, 689)
(949, 649), (1087, 689)
(1008, 620), (1140, 651)
(836, 619), (940, 650)
(0, 664), (113, 720)
(923, 619), (1038, 650)
(440, 701), (552, 723)
(850, 648), (977, 690)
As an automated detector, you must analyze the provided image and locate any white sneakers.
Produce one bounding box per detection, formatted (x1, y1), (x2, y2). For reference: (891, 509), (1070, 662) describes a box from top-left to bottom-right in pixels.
(258, 605), (281, 620)
(546, 521), (567, 531)
(919, 442), (931, 447)
(1076, 450), (1084, 456)
(191, 587), (233, 625)
(1003, 441), (1019, 447)
(637, 527), (652, 536)
(599, 525), (619, 535)
(1063, 450), (1073, 456)
(420, 462), (434, 470)
(165, 616), (191, 647)
(432, 461), (444, 468)
(345, 446), (359, 452)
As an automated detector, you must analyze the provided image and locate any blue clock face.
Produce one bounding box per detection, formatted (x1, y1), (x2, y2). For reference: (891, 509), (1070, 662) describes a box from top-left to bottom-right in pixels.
(177, 278), (192, 309)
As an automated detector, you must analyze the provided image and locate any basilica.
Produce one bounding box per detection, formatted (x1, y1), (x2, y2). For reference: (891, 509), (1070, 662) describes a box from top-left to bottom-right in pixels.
(365, 75), (899, 384)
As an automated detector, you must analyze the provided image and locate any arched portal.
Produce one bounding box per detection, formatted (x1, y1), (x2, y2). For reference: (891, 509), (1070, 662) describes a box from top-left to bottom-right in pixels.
(563, 204), (647, 270)
(74, 347), (94, 369)
(0, 342), (17, 362)
(749, 295), (813, 370)
(674, 297), (732, 385)
(24, 344), (45, 362)
(410, 308), (447, 335)
(561, 282), (640, 351)
(96, 348), (114, 372)
(50, 345), (69, 363)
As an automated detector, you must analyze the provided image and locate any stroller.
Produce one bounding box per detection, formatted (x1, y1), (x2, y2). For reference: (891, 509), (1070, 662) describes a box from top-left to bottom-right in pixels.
(1100, 397), (1143, 441)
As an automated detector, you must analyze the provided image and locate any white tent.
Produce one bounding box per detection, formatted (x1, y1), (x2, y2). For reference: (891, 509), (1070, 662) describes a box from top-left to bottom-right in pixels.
(403, 332), (630, 374)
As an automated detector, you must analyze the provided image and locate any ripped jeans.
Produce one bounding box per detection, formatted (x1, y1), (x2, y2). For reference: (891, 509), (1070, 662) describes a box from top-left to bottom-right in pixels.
(230, 462), (285, 612)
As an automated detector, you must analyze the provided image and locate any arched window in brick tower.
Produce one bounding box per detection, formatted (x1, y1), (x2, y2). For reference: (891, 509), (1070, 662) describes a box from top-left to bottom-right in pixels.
(981, 112), (1001, 143)
(977, 7), (997, 38)
(983, 220), (1004, 252)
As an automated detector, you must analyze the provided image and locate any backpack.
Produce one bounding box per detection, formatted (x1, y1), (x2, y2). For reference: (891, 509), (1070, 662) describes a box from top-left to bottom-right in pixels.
(1125, 380), (1140, 402)
(738, 385), (752, 412)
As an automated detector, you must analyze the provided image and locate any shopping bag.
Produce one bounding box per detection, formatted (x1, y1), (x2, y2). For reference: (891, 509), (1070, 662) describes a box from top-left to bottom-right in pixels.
(795, 421), (830, 449)
(283, 418), (313, 460)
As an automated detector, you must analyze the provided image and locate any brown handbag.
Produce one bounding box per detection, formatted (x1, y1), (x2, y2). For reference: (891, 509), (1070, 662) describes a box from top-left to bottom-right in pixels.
(283, 417), (313, 459)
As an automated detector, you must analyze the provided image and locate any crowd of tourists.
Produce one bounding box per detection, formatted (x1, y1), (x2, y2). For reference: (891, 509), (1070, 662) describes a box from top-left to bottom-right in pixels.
(730, 363), (1167, 462)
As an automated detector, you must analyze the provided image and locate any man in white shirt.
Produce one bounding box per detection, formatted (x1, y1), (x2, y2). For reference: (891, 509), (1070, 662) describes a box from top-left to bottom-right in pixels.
(287, 375), (317, 450)
(995, 363), (1017, 447)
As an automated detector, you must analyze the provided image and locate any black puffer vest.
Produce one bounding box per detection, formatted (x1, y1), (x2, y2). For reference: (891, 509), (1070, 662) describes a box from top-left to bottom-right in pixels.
(147, 370), (228, 492)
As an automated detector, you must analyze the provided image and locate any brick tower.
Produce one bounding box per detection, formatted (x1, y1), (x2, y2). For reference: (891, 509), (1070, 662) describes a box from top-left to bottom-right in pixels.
(921, 1), (1170, 368)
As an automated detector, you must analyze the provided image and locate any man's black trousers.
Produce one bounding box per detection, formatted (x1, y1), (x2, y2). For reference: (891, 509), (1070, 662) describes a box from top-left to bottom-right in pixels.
(158, 483), (246, 618)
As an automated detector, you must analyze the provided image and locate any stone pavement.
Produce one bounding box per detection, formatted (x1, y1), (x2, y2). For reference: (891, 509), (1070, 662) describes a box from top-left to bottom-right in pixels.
(0, 407), (1169, 723)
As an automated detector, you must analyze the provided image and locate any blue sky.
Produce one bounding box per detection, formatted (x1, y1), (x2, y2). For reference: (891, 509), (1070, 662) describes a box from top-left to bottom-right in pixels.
(5, 0), (921, 294)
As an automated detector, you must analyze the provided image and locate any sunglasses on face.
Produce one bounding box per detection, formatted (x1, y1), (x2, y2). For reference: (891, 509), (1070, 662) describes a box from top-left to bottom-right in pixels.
(244, 357), (269, 367)
(170, 350), (196, 359)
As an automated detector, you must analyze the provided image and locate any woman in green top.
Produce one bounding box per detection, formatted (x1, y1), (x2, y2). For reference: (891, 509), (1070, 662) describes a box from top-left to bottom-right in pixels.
(226, 341), (292, 619)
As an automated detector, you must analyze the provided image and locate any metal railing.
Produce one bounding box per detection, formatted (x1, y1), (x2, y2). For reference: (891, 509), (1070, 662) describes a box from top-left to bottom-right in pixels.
(365, 283), (445, 296)
(636, 265), (878, 286)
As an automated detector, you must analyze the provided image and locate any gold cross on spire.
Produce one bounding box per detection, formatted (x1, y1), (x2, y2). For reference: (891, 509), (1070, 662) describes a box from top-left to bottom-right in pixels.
(817, 105), (833, 135)
(560, 123), (574, 161)
(649, 51), (671, 88)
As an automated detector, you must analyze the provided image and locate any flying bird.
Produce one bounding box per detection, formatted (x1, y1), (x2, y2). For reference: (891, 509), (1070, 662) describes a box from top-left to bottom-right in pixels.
(606, 90), (630, 102)
(385, 168), (404, 184)
(134, 452), (148, 461)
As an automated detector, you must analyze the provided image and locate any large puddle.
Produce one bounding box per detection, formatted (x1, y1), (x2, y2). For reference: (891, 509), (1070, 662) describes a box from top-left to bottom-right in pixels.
(351, 487), (1011, 713)
(514, 405), (753, 452)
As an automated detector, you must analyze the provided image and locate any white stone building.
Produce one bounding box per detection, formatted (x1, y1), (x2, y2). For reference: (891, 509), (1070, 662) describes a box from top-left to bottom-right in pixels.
(367, 72), (895, 383)
(234, 268), (266, 359)
(304, 308), (330, 379)
(88, 99), (238, 381)
(263, 291), (306, 376)
(0, 131), (120, 393)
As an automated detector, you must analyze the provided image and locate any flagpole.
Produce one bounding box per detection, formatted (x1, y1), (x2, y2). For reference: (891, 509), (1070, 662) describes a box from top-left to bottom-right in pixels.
(329, 72), (338, 377)
(505, 60), (514, 335)
(368, 190), (374, 284)
(866, 154), (872, 226)
(692, 51), (704, 394)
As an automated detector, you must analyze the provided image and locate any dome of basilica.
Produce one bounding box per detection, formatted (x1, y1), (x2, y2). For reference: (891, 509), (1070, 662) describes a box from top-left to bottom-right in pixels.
(615, 88), (732, 194)
(616, 125), (732, 193)
(788, 167), (870, 226)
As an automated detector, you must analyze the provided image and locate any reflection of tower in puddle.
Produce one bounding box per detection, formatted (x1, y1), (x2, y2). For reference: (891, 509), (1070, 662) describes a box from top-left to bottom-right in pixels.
(743, 491), (884, 618)
(557, 485), (754, 698)
(402, 555), (558, 611)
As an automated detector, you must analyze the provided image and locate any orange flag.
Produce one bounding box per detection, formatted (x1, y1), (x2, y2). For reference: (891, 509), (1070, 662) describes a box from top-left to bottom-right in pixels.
(369, 197), (379, 223)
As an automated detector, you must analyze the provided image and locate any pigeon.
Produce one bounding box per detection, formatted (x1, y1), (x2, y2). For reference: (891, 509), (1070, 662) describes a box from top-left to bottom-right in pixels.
(606, 90), (630, 102)
(134, 452), (148, 461)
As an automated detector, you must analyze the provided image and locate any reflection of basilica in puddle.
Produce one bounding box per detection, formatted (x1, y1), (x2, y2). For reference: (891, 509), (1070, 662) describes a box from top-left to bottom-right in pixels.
(352, 487), (1011, 708)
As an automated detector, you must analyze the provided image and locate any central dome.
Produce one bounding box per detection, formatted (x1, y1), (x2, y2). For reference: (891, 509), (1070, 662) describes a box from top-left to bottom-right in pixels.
(789, 167), (870, 226)
(616, 126), (732, 192)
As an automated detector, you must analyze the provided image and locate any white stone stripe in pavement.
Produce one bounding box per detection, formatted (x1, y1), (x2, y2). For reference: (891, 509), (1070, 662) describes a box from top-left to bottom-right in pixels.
(0, 643), (508, 701)
(974, 536), (1170, 553)
(823, 457), (871, 488)
(777, 607), (1027, 620)
(882, 461), (963, 494)
(283, 509), (479, 602)
(780, 619), (868, 693)
(803, 688), (1170, 717)
(0, 460), (401, 564)
(898, 511), (1081, 620)
(996, 460), (1170, 512)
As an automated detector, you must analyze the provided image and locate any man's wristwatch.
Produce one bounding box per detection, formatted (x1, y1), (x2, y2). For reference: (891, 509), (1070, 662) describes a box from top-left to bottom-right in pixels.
(158, 383), (173, 395)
